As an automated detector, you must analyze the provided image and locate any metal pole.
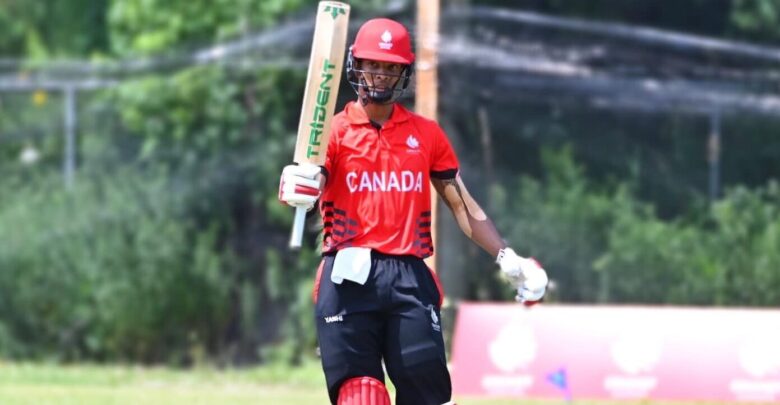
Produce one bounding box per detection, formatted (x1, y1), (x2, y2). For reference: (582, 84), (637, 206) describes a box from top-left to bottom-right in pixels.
(64, 86), (76, 189)
(708, 110), (721, 201)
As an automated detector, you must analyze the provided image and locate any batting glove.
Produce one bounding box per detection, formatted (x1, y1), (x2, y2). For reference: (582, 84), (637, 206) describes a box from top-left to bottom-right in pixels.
(278, 163), (323, 211)
(496, 247), (548, 304)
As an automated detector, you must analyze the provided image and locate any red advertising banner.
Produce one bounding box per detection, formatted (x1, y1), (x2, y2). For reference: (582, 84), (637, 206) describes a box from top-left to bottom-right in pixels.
(451, 304), (780, 403)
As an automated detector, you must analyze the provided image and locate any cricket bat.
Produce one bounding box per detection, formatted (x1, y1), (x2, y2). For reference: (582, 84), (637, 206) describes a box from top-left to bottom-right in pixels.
(289, 1), (350, 249)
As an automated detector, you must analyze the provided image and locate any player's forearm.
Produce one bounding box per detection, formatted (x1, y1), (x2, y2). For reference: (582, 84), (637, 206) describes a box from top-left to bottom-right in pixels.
(433, 175), (507, 257)
(462, 213), (506, 257)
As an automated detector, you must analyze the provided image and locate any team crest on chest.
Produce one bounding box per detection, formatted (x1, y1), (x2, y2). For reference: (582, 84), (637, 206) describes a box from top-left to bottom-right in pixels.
(406, 134), (421, 153)
(406, 134), (420, 149)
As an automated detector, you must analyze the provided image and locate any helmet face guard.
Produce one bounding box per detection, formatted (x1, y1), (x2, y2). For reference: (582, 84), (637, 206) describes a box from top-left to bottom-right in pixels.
(346, 48), (413, 104)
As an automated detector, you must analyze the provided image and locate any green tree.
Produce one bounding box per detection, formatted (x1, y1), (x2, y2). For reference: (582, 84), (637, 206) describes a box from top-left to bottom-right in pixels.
(730, 0), (780, 42)
(0, 0), (109, 57)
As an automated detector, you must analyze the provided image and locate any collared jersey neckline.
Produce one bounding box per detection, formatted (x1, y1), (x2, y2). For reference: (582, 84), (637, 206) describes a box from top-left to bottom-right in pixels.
(344, 101), (412, 128)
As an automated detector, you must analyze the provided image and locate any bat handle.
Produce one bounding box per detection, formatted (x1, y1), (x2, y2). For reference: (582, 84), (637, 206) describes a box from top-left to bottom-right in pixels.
(289, 206), (307, 249)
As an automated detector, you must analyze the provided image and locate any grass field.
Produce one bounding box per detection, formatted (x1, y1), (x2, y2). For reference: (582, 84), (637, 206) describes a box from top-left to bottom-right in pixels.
(0, 360), (744, 405)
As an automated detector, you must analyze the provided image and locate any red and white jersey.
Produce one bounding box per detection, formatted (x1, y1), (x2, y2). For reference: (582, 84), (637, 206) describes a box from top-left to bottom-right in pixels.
(320, 101), (459, 258)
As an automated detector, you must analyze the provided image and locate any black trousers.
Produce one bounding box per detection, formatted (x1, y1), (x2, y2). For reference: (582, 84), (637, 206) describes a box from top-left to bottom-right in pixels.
(314, 251), (451, 405)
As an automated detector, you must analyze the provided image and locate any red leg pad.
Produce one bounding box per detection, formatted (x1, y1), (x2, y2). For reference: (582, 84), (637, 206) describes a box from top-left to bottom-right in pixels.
(337, 376), (391, 405)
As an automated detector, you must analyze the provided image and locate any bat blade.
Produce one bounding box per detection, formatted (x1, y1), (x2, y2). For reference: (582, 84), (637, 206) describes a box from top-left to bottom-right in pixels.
(289, 1), (350, 249)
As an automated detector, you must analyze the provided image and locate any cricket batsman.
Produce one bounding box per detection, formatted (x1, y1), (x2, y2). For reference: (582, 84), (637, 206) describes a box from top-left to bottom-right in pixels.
(278, 17), (548, 405)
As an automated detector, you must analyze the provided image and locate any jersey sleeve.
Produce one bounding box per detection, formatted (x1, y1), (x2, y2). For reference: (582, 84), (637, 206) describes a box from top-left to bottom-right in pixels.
(430, 123), (459, 180)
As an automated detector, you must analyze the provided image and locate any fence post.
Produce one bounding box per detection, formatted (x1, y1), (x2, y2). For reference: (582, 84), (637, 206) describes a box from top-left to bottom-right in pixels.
(64, 86), (76, 189)
(708, 110), (721, 201)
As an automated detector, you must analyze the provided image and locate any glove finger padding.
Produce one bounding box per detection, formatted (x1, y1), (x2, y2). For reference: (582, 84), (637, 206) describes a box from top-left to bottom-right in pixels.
(496, 248), (532, 286)
(282, 163), (322, 180)
(497, 248), (548, 303)
(516, 261), (548, 304)
(278, 163), (323, 209)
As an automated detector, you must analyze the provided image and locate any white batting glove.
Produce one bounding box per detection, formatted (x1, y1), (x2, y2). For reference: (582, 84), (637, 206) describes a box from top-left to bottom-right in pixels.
(278, 163), (323, 211)
(496, 247), (548, 304)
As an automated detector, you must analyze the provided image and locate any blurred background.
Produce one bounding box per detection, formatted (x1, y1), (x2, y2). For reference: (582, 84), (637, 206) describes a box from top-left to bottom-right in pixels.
(1, 0), (779, 396)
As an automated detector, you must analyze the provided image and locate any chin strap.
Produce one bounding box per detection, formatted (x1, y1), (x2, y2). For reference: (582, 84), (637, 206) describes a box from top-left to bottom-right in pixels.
(357, 78), (398, 105)
(358, 78), (370, 106)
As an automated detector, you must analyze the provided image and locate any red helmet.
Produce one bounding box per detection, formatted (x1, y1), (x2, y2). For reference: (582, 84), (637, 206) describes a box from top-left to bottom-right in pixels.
(351, 18), (415, 65)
